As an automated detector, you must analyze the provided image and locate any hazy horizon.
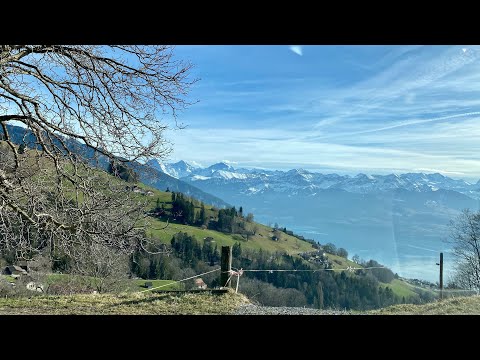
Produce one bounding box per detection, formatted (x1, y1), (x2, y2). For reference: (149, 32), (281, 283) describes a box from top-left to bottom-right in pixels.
(155, 158), (480, 183)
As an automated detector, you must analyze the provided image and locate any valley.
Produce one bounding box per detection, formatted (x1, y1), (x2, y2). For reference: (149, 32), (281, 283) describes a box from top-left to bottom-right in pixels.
(149, 160), (480, 282)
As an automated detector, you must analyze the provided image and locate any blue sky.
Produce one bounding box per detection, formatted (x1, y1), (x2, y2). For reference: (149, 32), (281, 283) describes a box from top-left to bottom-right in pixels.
(165, 45), (480, 180)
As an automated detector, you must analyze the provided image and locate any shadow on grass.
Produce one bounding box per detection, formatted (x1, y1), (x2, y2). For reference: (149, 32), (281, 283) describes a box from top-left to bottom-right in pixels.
(106, 292), (180, 308)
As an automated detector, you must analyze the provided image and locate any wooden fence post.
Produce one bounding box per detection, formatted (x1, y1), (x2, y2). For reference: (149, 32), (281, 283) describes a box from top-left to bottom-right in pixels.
(439, 252), (443, 299)
(436, 252), (444, 299)
(220, 246), (232, 288)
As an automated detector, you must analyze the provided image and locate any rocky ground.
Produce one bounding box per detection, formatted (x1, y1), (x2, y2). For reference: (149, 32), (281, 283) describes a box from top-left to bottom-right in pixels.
(232, 304), (351, 315)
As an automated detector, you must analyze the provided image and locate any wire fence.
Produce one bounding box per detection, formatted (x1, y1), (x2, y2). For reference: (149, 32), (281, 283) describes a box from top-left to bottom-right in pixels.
(137, 263), (480, 299)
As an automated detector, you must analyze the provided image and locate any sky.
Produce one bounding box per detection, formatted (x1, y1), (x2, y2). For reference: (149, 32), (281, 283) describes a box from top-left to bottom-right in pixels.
(164, 45), (480, 181)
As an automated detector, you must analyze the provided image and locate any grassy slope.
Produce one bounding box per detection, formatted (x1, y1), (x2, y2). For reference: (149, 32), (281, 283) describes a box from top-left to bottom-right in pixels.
(369, 295), (480, 315)
(3, 275), (16, 283)
(326, 253), (361, 270)
(141, 186), (314, 255)
(0, 290), (249, 315)
(379, 279), (418, 299)
(44, 274), (183, 291)
(148, 218), (314, 254)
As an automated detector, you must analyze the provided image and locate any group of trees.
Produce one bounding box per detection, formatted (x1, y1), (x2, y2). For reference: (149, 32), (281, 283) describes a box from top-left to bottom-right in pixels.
(230, 249), (402, 309)
(321, 242), (348, 259)
(153, 194), (259, 241)
(170, 192), (197, 225)
(170, 232), (220, 267)
(129, 231), (409, 309)
(210, 206), (257, 239)
(130, 233), (221, 288)
(108, 160), (139, 183)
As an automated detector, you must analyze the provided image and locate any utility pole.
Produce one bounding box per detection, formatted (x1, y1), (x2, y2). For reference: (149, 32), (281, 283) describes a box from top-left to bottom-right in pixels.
(436, 252), (443, 299)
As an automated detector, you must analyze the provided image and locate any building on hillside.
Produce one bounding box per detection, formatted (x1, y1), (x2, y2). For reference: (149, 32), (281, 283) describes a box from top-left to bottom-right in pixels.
(194, 278), (207, 289)
(2, 265), (28, 278)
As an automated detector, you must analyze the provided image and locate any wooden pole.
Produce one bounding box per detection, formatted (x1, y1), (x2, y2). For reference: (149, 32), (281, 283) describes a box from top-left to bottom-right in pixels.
(439, 252), (443, 299)
(220, 246), (232, 288)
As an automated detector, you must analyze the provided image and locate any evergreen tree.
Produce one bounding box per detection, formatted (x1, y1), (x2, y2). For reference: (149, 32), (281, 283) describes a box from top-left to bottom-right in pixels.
(211, 245), (220, 266)
(199, 204), (206, 226)
(315, 284), (324, 309)
(18, 143), (26, 154)
(149, 258), (157, 279)
(232, 242), (242, 258)
(108, 159), (139, 182)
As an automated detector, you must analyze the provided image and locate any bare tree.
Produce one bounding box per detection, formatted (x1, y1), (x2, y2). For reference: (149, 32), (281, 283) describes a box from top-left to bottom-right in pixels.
(71, 243), (131, 293)
(0, 45), (196, 262)
(448, 209), (480, 291)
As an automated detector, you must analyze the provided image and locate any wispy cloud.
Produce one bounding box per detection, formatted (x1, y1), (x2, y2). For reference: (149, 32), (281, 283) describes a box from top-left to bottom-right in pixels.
(166, 127), (480, 180)
(405, 244), (440, 253)
(172, 45), (480, 180)
(289, 45), (303, 56)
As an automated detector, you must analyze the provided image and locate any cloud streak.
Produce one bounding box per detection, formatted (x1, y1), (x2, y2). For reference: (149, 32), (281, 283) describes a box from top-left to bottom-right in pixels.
(289, 45), (303, 56)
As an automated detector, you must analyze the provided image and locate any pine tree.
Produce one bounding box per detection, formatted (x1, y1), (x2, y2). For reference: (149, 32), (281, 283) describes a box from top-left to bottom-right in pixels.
(18, 143), (26, 154)
(148, 259), (157, 279)
(232, 242), (242, 258)
(199, 204), (206, 226)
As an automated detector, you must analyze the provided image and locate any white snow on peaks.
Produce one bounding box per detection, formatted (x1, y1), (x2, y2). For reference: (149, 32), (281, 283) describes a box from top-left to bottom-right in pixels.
(215, 170), (248, 180)
(191, 175), (211, 181)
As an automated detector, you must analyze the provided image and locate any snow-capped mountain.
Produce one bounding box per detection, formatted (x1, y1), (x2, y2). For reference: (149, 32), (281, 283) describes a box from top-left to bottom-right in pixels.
(149, 160), (480, 198)
(147, 159), (200, 179)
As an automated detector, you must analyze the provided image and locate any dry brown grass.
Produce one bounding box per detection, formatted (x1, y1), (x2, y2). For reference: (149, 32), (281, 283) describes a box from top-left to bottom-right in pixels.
(0, 289), (250, 315)
(369, 295), (480, 315)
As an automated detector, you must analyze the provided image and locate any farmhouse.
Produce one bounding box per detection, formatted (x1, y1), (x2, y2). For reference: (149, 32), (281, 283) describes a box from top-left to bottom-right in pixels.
(2, 265), (28, 278)
(194, 278), (207, 289)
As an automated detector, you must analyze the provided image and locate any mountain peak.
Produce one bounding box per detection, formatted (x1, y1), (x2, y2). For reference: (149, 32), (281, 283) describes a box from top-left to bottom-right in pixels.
(173, 160), (198, 169)
(208, 162), (234, 171)
(147, 158), (161, 167)
(355, 173), (375, 180)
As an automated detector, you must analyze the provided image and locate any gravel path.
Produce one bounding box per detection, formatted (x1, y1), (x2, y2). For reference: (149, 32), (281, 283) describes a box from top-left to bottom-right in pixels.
(233, 304), (351, 315)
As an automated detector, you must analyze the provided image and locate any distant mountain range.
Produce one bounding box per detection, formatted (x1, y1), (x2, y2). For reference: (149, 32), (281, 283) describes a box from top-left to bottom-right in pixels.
(148, 159), (480, 199)
(149, 160), (480, 281)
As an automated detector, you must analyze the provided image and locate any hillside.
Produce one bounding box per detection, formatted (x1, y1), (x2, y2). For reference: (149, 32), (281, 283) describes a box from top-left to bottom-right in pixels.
(0, 125), (230, 208)
(138, 185), (428, 303)
(135, 183), (316, 255)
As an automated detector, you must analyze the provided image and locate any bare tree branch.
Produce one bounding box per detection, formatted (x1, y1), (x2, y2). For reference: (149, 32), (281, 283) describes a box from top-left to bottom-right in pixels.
(0, 45), (196, 262)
